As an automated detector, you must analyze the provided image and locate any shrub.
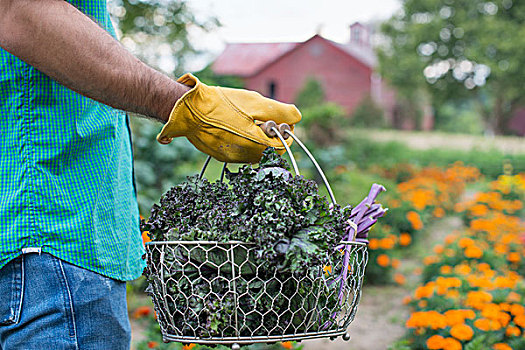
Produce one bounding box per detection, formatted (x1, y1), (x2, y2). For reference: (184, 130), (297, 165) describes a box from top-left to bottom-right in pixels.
(350, 95), (387, 128)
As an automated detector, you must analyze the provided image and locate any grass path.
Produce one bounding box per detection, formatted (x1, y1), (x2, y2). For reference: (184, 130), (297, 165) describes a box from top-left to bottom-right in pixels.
(301, 216), (464, 350)
(349, 129), (525, 155)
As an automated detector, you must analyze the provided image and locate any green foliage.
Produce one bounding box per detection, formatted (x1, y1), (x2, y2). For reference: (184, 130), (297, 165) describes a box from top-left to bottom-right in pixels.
(387, 340), (412, 350)
(196, 64), (244, 88)
(294, 77), (325, 110)
(378, 0), (525, 134)
(108, 0), (219, 75)
(130, 117), (200, 215)
(342, 135), (525, 179)
(464, 335), (488, 350)
(350, 95), (387, 128)
(434, 100), (484, 134)
(300, 103), (348, 147)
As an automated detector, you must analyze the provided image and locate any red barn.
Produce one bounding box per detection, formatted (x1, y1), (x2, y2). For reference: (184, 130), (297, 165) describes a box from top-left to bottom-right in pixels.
(211, 23), (412, 127)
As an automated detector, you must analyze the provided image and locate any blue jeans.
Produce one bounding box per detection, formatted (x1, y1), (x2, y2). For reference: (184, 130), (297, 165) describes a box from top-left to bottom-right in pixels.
(0, 252), (131, 349)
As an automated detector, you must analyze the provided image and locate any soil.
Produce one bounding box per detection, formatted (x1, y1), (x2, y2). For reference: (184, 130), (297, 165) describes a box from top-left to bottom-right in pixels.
(301, 285), (409, 350)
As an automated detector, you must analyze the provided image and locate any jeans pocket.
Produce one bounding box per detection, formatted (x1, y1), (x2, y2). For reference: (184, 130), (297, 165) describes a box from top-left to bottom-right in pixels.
(0, 256), (24, 325)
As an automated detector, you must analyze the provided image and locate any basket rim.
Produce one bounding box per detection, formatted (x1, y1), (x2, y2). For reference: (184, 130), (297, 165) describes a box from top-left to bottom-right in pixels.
(145, 240), (367, 247)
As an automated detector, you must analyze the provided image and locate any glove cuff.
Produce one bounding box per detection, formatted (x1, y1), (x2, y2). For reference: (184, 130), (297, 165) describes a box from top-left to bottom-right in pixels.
(156, 73), (201, 144)
(177, 72), (199, 88)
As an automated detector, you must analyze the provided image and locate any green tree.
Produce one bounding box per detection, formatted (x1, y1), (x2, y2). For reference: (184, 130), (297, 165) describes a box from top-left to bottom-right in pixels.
(295, 76), (325, 109)
(108, 0), (219, 76)
(378, 0), (525, 134)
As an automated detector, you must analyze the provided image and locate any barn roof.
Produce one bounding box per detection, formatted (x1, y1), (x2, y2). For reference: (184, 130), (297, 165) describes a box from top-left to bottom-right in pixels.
(334, 42), (377, 68)
(211, 35), (377, 77)
(211, 42), (299, 77)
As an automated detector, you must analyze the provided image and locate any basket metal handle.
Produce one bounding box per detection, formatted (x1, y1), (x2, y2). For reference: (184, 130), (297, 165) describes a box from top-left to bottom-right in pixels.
(198, 124), (337, 205)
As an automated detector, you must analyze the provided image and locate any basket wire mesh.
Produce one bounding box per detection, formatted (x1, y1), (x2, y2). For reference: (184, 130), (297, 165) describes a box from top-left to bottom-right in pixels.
(144, 127), (370, 346)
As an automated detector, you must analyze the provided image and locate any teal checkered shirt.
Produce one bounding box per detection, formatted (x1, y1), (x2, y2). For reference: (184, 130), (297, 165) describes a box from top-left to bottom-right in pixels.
(0, 0), (145, 280)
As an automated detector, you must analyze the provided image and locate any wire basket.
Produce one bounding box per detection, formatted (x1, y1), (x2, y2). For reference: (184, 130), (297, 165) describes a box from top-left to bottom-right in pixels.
(144, 125), (375, 347)
(145, 240), (367, 345)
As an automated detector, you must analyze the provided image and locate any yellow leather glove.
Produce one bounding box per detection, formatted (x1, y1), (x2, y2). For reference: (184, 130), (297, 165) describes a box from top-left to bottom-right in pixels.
(156, 73), (301, 163)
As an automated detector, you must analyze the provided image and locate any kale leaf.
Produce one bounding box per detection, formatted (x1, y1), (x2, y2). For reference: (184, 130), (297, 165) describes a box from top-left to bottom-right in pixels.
(141, 148), (361, 338)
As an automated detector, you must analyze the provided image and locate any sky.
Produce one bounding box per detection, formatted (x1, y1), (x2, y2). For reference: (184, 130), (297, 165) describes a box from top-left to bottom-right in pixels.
(184, 0), (401, 70)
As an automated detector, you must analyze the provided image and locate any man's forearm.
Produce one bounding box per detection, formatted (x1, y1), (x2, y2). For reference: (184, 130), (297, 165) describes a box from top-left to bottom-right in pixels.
(0, 0), (188, 122)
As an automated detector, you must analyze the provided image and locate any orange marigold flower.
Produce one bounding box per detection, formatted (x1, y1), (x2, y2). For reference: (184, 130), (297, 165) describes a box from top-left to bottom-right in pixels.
(505, 326), (521, 337)
(426, 335), (445, 349)
(389, 199), (401, 208)
(379, 237), (395, 249)
(280, 341), (293, 349)
(458, 237), (474, 248)
(445, 234), (457, 244)
(416, 311), (447, 329)
(433, 207), (445, 218)
(454, 202), (465, 212)
(507, 292), (521, 303)
(510, 304), (525, 316)
(434, 245), (444, 254)
(498, 312), (511, 327)
(499, 303), (511, 312)
(443, 337), (462, 350)
(477, 262), (490, 271)
(377, 254), (390, 267)
(402, 296), (412, 305)
(515, 314), (525, 328)
(142, 230), (151, 244)
(466, 291), (493, 309)
(392, 258), (401, 269)
(455, 264), (471, 276)
(464, 245), (483, 259)
(469, 203), (489, 217)
(481, 303), (501, 319)
(415, 285), (434, 299)
(444, 310), (465, 327)
(419, 300), (428, 308)
(399, 233), (412, 246)
(394, 273), (406, 285)
(423, 256), (439, 265)
(507, 252), (520, 263)
(369, 238), (379, 250)
(463, 309), (476, 319)
(406, 211), (423, 230)
(450, 323), (474, 341)
(495, 243), (508, 255)
(444, 309), (474, 326)
(493, 344), (512, 350)
(132, 305), (152, 319)
(182, 344), (196, 350)
(147, 341), (159, 349)
(440, 265), (452, 274)
(474, 318), (491, 331)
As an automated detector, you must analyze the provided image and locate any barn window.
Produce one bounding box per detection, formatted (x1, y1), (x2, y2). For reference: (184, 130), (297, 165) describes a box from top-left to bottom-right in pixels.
(268, 81), (277, 99)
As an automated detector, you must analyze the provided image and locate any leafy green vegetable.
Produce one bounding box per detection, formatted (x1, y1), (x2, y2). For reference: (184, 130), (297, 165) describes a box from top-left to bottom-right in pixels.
(141, 148), (382, 338)
(142, 148), (351, 269)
